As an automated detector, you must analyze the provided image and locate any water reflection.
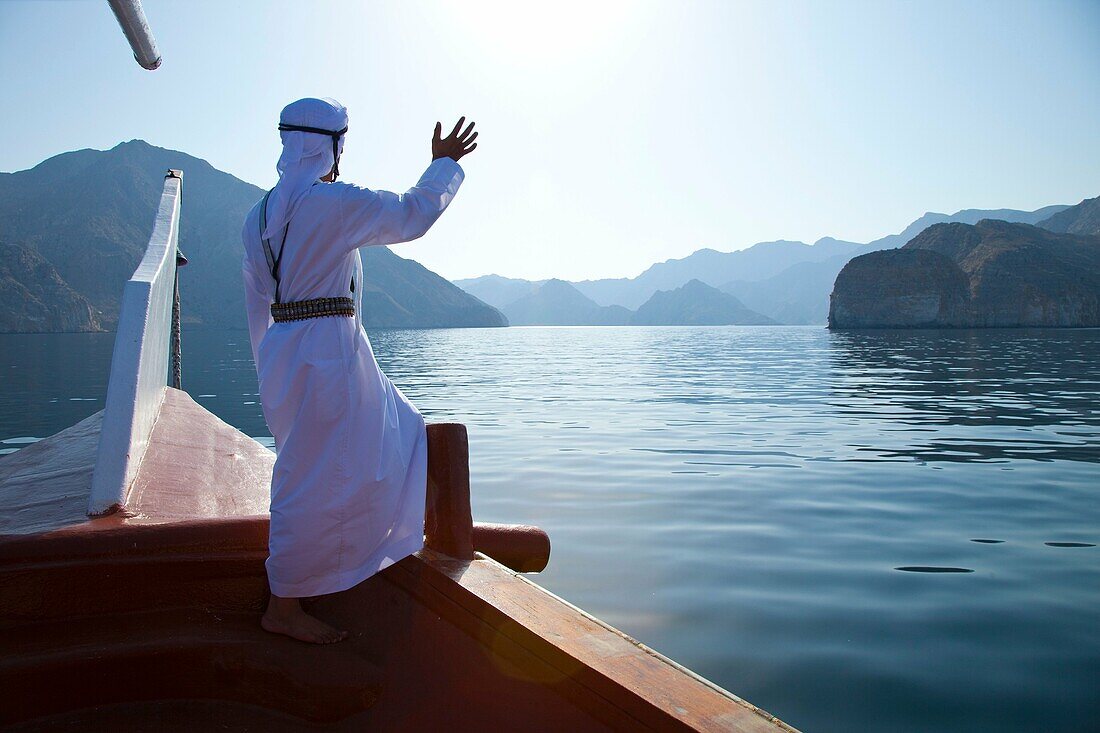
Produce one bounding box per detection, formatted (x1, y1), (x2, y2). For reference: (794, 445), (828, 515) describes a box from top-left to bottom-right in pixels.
(827, 329), (1100, 463)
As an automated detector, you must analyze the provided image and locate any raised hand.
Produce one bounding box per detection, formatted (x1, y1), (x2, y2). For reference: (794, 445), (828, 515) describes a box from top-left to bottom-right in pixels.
(432, 117), (478, 162)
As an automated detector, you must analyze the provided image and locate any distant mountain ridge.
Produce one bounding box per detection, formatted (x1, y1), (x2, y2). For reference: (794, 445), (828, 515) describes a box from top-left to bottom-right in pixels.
(456, 203), (1073, 325)
(10, 142), (1086, 333)
(491, 276), (774, 327)
(357, 247), (507, 328)
(458, 274), (544, 313)
(0, 140), (505, 332)
(503, 279), (631, 325)
(570, 238), (864, 311)
(1037, 195), (1100, 236)
(631, 280), (776, 326)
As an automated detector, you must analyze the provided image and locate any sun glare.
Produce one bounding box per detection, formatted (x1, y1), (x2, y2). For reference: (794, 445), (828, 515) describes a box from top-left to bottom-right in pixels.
(441, 0), (638, 66)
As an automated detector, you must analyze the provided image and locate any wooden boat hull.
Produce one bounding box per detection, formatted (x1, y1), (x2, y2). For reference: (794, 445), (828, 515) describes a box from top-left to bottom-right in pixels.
(0, 513), (795, 732)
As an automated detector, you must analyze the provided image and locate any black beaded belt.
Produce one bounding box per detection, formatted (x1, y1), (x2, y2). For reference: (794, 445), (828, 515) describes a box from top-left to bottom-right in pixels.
(271, 297), (355, 322)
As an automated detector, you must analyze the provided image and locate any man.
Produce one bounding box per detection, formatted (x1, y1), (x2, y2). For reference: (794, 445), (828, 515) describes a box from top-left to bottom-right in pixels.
(241, 97), (477, 643)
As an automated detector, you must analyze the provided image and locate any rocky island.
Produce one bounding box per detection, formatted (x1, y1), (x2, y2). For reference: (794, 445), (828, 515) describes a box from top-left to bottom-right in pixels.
(829, 207), (1100, 329)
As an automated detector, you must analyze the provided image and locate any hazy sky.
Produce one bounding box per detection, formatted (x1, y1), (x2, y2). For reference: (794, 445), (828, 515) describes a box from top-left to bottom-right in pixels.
(1, 1), (1098, 281)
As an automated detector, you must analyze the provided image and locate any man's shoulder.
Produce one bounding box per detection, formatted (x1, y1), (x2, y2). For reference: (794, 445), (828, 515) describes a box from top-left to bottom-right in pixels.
(324, 181), (378, 197)
(299, 181), (373, 207)
(241, 197), (263, 241)
(305, 180), (356, 194)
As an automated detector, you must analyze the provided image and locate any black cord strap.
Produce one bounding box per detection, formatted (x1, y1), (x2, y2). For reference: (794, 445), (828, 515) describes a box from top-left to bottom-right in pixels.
(277, 123), (348, 136)
(258, 189), (291, 304)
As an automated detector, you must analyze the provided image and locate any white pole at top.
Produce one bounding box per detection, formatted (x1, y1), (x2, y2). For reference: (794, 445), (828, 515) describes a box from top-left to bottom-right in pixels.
(106, 0), (162, 70)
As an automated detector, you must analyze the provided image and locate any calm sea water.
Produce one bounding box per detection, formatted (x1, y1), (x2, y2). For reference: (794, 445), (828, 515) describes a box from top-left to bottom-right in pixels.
(2, 326), (1098, 733)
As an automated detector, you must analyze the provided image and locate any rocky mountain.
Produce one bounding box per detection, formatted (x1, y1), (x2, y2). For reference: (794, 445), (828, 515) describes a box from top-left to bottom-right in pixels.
(457, 204), (1070, 325)
(631, 279), (775, 326)
(1038, 195), (1100, 236)
(502, 279), (631, 325)
(0, 140), (505, 332)
(829, 220), (1100, 329)
(0, 243), (102, 332)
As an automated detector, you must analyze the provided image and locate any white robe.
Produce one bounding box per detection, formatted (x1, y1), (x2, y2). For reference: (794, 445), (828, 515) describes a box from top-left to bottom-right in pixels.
(240, 157), (464, 597)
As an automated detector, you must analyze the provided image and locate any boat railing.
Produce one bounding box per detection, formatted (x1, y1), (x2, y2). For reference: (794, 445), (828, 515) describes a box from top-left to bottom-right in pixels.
(88, 170), (183, 516)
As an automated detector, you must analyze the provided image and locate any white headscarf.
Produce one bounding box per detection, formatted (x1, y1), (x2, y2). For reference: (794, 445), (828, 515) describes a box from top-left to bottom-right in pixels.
(262, 97), (349, 239)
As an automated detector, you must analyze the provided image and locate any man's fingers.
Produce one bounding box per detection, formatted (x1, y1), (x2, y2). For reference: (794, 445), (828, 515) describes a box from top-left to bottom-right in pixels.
(449, 116), (465, 139)
(434, 121), (442, 141)
(459, 121), (476, 141)
(462, 142), (478, 155)
(462, 131), (478, 145)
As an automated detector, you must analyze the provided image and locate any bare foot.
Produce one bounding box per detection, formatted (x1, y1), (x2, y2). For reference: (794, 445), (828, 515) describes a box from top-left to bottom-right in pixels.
(261, 594), (348, 644)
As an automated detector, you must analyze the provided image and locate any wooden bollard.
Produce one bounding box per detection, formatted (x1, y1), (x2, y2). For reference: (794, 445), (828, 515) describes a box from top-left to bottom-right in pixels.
(424, 423), (474, 560)
(472, 522), (551, 573)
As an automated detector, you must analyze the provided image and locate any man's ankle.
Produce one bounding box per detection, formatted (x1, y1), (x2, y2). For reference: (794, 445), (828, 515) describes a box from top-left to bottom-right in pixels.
(266, 594), (302, 615)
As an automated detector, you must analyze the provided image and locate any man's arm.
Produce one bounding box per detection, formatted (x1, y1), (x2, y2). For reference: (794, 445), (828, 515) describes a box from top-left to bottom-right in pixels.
(340, 118), (477, 249)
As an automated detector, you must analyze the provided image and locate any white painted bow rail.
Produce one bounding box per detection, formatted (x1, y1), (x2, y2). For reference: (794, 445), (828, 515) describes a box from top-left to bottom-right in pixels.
(88, 170), (183, 516)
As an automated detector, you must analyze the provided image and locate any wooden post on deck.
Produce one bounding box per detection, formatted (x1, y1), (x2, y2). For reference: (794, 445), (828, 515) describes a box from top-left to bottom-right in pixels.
(424, 423), (475, 560)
